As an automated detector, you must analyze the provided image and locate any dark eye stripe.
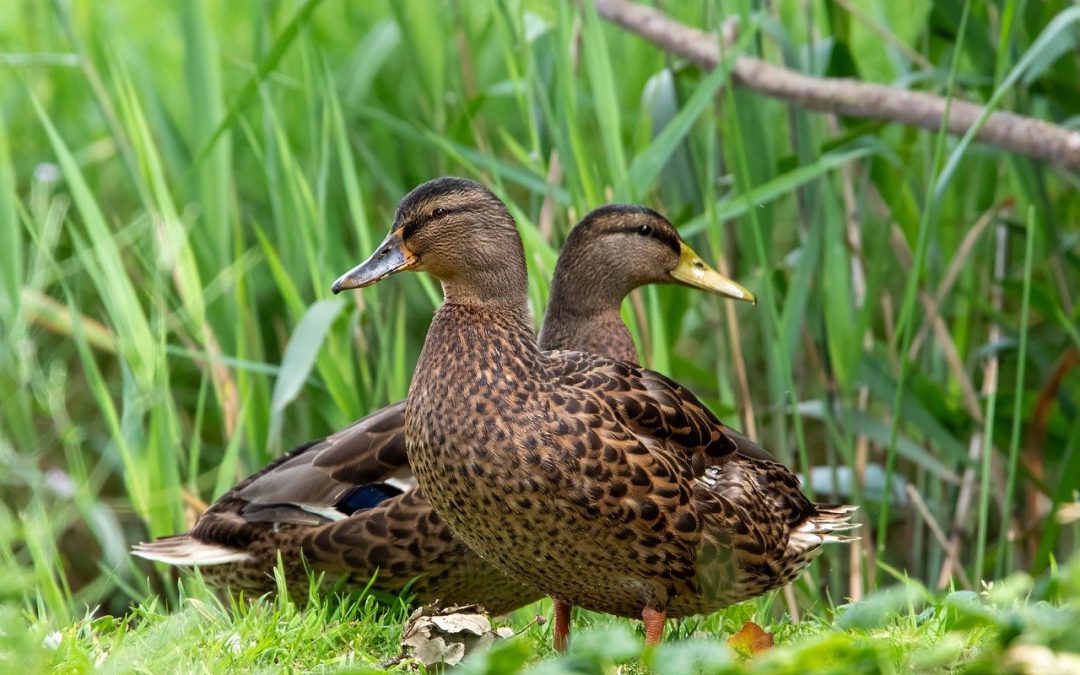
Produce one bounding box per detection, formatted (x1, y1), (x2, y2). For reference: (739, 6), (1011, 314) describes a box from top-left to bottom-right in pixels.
(617, 225), (681, 255)
(401, 204), (487, 242)
(401, 216), (425, 242)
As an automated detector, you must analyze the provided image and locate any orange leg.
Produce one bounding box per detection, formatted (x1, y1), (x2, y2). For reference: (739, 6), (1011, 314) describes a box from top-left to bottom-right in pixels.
(553, 598), (572, 653)
(642, 606), (666, 647)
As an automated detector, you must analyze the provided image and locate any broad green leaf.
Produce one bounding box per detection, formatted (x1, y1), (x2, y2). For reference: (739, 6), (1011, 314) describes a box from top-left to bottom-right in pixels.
(268, 298), (346, 446)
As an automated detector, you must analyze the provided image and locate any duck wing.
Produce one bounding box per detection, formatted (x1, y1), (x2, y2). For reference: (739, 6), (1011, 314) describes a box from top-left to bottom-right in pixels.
(547, 351), (738, 474)
(232, 401), (412, 525)
(133, 401), (413, 563)
(529, 352), (748, 589)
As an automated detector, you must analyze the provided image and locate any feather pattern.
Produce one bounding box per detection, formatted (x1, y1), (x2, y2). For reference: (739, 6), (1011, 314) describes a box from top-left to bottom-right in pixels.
(134, 181), (855, 618)
(375, 178), (857, 619)
(134, 202), (791, 614)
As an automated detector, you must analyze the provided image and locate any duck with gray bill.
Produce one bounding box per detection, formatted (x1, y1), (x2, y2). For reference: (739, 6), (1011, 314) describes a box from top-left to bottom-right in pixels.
(332, 177), (856, 651)
(132, 197), (769, 617)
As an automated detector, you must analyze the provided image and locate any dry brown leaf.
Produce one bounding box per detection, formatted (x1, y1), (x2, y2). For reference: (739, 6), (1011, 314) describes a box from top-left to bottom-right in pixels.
(399, 604), (509, 668)
(726, 621), (774, 656)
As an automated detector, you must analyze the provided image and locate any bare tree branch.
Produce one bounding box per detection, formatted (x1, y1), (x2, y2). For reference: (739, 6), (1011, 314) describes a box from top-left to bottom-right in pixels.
(594, 0), (1080, 170)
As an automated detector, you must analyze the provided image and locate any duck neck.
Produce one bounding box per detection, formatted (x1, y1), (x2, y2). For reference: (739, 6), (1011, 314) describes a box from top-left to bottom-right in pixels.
(539, 305), (638, 365)
(440, 269), (530, 310)
(416, 241), (542, 386)
(539, 265), (639, 364)
(414, 301), (543, 402)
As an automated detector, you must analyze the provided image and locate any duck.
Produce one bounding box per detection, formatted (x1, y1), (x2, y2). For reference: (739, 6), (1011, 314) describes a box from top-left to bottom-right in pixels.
(330, 177), (857, 650)
(132, 200), (769, 616)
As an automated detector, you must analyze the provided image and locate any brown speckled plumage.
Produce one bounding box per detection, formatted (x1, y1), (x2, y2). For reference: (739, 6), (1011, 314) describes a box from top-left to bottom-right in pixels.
(332, 178), (855, 636)
(132, 200), (764, 615)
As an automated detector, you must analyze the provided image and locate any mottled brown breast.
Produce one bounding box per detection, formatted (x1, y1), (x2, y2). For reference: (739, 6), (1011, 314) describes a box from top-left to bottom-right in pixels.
(406, 304), (741, 617)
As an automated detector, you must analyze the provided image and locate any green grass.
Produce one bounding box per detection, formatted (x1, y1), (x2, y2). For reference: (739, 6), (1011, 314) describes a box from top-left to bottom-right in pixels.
(11, 556), (1080, 672)
(1, 0), (1079, 671)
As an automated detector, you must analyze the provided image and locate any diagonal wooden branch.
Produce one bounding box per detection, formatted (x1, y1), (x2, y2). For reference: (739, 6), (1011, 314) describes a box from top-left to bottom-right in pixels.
(594, 0), (1080, 170)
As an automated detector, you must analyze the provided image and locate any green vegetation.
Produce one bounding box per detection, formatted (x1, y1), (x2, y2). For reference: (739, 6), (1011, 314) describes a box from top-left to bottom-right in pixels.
(18, 559), (1080, 672)
(1, 0), (1077, 671)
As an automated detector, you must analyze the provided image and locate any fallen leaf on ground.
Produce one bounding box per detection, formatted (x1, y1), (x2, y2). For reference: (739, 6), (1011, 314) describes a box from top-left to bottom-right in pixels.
(399, 604), (509, 667)
(726, 622), (774, 655)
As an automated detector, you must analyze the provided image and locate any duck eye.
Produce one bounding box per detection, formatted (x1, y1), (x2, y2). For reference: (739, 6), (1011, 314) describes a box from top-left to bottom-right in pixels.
(638, 224), (653, 236)
(432, 207), (447, 218)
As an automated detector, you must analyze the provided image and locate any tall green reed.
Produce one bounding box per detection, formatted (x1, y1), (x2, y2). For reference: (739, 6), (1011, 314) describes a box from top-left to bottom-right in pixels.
(0, 0), (1076, 623)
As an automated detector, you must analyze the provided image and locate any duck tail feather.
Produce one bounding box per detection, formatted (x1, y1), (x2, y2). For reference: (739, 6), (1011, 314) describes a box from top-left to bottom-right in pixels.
(789, 503), (861, 548)
(131, 535), (251, 566)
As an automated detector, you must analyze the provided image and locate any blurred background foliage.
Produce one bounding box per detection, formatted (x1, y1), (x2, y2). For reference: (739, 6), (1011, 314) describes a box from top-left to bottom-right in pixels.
(0, 0), (1078, 639)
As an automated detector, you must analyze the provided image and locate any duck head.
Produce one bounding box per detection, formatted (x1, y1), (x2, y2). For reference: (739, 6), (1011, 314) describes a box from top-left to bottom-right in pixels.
(553, 204), (755, 305)
(332, 177), (527, 305)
